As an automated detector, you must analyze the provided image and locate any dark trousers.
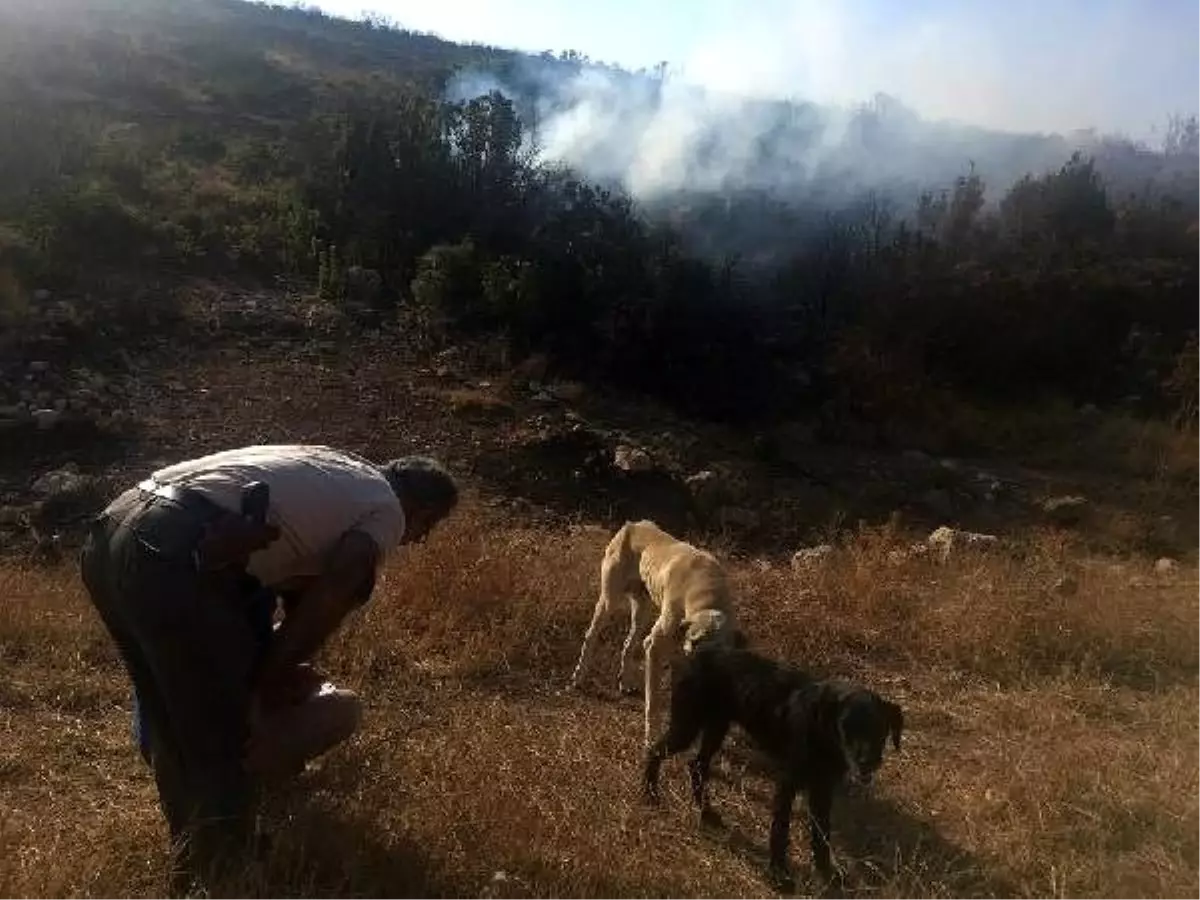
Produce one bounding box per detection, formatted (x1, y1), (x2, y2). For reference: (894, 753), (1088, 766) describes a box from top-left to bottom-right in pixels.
(80, 487), (261, 884)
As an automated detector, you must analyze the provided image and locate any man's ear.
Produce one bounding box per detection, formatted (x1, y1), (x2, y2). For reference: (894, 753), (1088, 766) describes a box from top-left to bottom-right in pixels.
(882, 699), (904, 751)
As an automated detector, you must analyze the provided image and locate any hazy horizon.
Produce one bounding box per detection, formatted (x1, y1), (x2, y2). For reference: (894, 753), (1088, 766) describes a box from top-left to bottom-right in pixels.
(306, 0), (1198, 142)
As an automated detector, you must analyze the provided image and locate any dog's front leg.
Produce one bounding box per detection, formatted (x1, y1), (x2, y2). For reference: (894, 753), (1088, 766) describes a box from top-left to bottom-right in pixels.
(806, 782), (835, 882)
(642, 724), (694, 804)
(618, 592), (653, 695)
(642, 623), (671, 747)
(689, 720), (730, 828)
(767, 777), (800, 892)
(642, 736), (668, 804)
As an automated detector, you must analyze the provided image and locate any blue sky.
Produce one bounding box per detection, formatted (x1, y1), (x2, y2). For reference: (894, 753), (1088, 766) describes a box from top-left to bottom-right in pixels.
(308, 0), (1198, 138)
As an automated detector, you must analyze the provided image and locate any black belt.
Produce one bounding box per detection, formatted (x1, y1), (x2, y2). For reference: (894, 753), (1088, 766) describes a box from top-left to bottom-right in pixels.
(136, 478), (223, 514)
(134, 479), (237, 572)
(135, 478), (280, 575)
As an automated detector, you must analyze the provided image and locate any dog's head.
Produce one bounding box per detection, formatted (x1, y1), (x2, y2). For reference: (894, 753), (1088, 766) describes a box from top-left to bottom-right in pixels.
(829, 687), (904, 788)
(680, 609), (747, 654)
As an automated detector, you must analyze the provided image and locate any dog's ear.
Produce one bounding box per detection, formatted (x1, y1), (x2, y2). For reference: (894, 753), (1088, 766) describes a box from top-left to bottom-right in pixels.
(882, 699), (904, 751)
(812, 683), (844, 737)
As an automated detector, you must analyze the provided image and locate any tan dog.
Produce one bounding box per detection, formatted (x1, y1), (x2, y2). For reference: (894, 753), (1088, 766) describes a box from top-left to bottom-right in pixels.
(570, 520), (743, 746)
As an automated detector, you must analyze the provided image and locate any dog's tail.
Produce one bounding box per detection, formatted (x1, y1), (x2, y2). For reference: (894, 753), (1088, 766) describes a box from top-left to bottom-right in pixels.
(614, 519), (662, 558)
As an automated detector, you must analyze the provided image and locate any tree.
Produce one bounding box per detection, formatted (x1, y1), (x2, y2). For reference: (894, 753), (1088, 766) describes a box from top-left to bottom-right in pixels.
(1164, 114), (1199, 158)
(999, 152), (1114, 249)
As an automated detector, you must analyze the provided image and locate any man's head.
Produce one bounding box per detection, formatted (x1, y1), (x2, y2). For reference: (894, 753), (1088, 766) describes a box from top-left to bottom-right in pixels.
(379, 456), (459, 545)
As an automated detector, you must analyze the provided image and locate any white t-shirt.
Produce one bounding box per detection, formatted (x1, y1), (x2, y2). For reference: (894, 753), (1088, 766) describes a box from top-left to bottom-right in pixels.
(150, 444), (405, 587)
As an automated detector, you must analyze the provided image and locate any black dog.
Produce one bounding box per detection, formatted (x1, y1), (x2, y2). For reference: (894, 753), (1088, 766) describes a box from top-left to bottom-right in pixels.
(642, 644), (904, 890)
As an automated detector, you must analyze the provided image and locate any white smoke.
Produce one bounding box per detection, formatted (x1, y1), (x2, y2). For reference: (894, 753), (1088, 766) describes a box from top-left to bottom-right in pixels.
(446, 59), (1084, 207)
(431, 0), (1196, 213)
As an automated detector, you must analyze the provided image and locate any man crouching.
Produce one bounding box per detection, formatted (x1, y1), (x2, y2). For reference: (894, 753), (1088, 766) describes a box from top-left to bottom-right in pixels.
(79, 444), (458, 893)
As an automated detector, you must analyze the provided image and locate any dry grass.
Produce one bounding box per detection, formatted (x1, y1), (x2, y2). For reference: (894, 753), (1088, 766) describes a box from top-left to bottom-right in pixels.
(0, 502), (1196, 898)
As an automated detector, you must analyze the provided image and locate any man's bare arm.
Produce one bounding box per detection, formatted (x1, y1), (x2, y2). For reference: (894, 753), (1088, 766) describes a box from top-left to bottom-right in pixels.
(254, 529), (380, 704)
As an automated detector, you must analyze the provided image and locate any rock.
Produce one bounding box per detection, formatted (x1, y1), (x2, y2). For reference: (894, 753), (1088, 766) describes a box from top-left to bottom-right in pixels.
(531, 390), (555, 404)
(1079, 403), (1100, 419)
(927, 526), (999, 560)
(29, 360), (50, 374)
(32, 408), (61, 429)
(53, 398), (67, 411)
(613, 445), (654, 473)
(792, 544), (835, 571)
(0, 505), (30, 526)
(32, 288), (51, 302)
(684, 469), (734, 511)
(684, 469), (719, 493)
(524, 424), (610, 476)
(1154, 557), (1178, 574)
(1041, 495), (1089, 527)
(902, 449), (933, 466)
(32, 463), (92, 499)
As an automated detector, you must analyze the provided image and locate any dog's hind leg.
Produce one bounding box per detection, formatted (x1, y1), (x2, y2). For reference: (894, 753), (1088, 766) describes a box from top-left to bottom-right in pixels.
(767, 777), (801, 892)
(618, 587), (655, 696)
(688, 719), (730, 828)
(570, 558), (624, 689)
(569, 595), (610, 690)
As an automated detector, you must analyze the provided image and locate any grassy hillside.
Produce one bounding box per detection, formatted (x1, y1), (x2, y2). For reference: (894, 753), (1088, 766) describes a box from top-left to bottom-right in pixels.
(1, 329), (1196, 898)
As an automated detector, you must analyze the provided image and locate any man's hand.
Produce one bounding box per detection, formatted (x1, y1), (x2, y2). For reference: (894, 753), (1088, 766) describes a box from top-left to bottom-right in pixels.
(255, 662), (326, 713)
